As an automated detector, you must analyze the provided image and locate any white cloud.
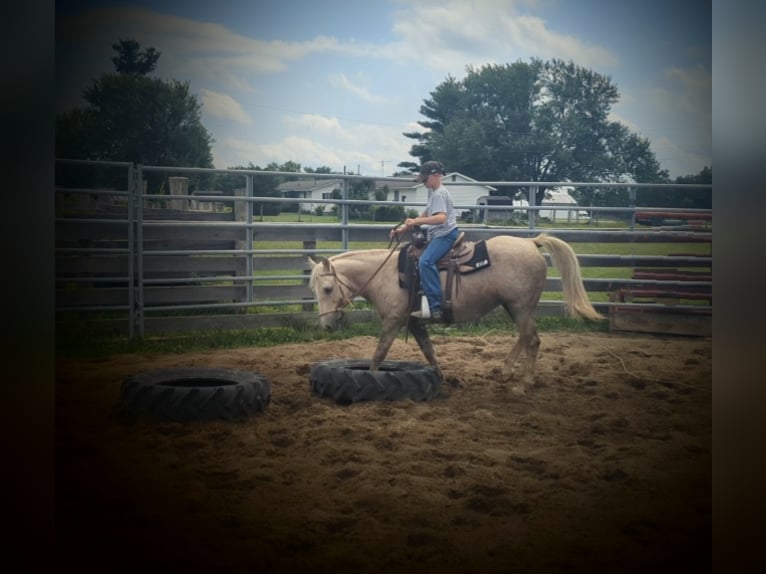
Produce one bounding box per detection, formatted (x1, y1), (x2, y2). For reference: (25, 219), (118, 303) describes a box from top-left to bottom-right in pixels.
(200, 89), (251, 124)
(329, 73), (389, 104)
(282, 114), (349, 138)
(215, 112), (414, 174)
(390, 0), (617, 74)
(260, 136), (348, 170)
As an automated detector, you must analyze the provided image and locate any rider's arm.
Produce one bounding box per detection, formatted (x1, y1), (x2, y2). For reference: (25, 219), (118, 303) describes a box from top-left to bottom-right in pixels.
(409, 212), (447, 227)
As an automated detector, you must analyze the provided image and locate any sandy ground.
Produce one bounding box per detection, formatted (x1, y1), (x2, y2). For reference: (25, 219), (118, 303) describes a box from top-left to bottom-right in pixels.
(56, 331), (711, 573)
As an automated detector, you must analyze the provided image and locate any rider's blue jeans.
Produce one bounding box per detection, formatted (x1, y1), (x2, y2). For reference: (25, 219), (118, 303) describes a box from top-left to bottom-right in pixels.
(419, 228), (459, 312)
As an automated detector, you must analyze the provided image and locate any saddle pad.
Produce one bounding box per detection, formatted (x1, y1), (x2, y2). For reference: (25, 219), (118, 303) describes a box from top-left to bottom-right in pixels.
(453, 239), (490, 274)
(397, 240), (491, 288)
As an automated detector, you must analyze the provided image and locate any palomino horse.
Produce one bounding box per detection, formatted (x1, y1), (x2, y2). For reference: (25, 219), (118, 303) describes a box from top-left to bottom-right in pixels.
(309, 233), (603, 393)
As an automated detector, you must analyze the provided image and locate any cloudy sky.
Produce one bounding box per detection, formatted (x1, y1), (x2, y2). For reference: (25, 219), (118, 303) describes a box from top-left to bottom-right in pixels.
(56, 0), (711, 179)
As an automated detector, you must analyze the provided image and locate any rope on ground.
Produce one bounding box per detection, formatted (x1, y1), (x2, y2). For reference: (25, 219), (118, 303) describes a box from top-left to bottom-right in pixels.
(600, 345), (711, 393)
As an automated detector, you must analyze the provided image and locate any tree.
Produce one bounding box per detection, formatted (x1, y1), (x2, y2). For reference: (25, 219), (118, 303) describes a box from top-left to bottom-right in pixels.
(111, 38), (160, 75)
(675, 165), (712, 209)
(56, 39), (214, 191)
(403, 59), (669, 207)
(637, 166), (712, 209)
(304, 166), (334, 174)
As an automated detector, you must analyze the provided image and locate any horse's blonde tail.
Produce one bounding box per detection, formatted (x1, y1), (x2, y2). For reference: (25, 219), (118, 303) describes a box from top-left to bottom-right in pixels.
(532, 233), (605, 321)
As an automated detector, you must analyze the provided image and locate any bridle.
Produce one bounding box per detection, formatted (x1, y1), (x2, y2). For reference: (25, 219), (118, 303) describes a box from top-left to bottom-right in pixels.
(315, 224), (406, 317)
(316, 265), (357, 317)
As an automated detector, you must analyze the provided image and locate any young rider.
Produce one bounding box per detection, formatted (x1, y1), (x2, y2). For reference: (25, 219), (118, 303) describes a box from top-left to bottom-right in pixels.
(390, 160), (458, 321)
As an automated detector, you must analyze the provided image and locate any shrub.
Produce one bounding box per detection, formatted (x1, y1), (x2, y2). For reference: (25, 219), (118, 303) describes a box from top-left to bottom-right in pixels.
(372, 204), (407, 222)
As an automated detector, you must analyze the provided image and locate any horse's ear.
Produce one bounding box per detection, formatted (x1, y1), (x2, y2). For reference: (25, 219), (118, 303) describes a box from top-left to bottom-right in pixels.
(308, 256), (331, 271)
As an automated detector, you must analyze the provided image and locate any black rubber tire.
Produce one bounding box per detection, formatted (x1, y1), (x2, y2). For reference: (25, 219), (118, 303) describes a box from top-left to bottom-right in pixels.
(121, 368), (271, 421)
(309, 359), (442, 404)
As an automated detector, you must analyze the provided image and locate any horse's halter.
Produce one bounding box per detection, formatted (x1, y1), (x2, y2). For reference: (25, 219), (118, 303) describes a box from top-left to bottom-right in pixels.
(315, 228), (404, 317)
(316, 262), (357, 317)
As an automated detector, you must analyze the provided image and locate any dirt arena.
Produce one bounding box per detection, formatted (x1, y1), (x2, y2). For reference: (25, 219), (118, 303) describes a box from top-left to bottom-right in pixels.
(56, 331), (711, 573)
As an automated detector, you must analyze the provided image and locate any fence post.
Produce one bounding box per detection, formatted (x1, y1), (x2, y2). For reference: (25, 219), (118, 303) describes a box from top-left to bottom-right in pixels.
(302, 240), (316, 312)
(528, 185), (537, 230)
(341, 179), (349, 250)
(245, 175), (254, 306)
(133, 165), (145, 338)
(628, 187), (637, 231)
(168, 176), (189, 211)
(234, 187), (249, 312)
(127, 163), (135, 339)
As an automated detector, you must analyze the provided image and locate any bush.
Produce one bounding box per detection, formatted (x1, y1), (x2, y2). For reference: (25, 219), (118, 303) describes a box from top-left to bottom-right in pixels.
(372, 204), (407, 222)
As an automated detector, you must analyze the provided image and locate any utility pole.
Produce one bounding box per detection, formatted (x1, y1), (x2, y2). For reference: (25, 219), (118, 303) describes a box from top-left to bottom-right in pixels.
(380, 160), (393, 177)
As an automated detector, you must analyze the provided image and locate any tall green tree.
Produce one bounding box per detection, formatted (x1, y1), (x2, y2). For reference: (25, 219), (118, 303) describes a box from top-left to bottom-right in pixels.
(56, 39), (214, 191)
(636, 165), (712, 209)
(111, 38), (160, 75)
(402, 59), (669, 207)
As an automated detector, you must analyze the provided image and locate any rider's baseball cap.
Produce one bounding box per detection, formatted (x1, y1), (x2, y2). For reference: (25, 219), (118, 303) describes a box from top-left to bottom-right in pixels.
(415, 160), (445, 182)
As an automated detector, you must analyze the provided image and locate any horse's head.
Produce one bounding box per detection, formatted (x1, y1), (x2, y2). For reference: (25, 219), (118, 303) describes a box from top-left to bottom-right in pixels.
(308, 256), (349, 331)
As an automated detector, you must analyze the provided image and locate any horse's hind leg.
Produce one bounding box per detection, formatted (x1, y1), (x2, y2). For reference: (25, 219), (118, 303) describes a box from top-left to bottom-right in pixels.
(502, 305), (540, 393)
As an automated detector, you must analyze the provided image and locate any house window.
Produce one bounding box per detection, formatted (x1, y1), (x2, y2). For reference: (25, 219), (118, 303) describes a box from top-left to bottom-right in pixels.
(401, 195), (407, 203)
(451, 174), (456, 182)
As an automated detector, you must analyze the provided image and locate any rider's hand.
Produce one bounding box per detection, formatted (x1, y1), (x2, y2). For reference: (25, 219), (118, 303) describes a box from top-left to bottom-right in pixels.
(390, 221), (408, 238)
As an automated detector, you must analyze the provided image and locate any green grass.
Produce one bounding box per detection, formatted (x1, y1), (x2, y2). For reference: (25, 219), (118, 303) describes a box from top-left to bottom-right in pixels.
(55, 313), (608, 358)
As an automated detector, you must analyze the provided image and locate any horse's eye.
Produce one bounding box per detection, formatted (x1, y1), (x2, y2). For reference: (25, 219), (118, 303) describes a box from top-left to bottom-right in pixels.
(323, 286), (333, 294)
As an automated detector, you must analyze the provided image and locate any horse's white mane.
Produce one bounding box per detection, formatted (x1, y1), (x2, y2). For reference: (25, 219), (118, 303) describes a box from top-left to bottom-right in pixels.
(309, 249), (392, 288)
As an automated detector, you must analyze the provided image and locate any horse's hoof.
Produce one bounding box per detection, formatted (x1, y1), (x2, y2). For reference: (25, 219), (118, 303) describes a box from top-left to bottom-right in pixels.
(499, 367), (513, 380)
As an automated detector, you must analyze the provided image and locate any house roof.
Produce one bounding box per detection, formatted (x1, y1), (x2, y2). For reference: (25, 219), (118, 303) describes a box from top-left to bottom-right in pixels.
(543, 187), (577, 204)
(276, 178), (343, 192)
(373, 172), (496, 193)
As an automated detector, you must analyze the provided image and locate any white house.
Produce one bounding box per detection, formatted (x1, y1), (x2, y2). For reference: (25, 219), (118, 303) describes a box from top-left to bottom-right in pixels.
(476, 187), (589, 223)
(374, 172), (496, 217)
(277, 172), (496, 216)
(276, 178), (344, 213)
(275, 175), (587, 222)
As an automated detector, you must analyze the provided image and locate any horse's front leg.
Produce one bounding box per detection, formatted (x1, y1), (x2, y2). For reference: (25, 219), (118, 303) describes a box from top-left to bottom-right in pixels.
(370, 317), (406, 371)
(407, 318), (446, 382)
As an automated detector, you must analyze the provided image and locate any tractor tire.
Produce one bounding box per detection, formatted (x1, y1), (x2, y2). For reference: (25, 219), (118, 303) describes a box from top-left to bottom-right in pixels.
(121, 368), (271, 421)
(309, 359), (442, 404)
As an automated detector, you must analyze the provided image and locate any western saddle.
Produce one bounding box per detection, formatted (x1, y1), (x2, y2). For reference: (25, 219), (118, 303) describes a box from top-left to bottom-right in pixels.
(398, 229), (490, 324)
